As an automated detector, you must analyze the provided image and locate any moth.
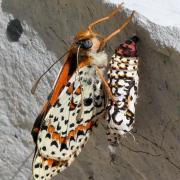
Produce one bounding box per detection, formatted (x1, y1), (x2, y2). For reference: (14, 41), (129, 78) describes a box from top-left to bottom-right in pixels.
(106, 36), (139, 160)
(31, 4), (135, 180)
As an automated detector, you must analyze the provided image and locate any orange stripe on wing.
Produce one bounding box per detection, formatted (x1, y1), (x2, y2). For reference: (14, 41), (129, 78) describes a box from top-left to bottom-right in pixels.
(47, 159), (54, 166)
(75, 86), (81, 95)
(52, 132), (66, 143)
(40, 155), (67, 167)
(67, 84), (74, 95)
(47, 121), (93, 144)
(50, 59), (70, 106)
(49, 55), (91, 107)
(48, 125), (55, 133)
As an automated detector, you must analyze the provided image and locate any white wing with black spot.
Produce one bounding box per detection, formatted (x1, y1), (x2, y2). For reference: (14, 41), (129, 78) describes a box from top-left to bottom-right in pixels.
(33, 65), (105, 180)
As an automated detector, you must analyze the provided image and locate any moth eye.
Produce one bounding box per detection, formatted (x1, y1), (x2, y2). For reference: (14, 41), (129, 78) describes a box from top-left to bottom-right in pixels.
(76, 39), (93, 49)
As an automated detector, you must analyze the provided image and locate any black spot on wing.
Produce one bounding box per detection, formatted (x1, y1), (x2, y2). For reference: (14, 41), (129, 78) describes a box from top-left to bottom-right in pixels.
(60, 108), (64, 112)
(78, 138), (82, 142)
(77, 109), (81, 114)
(54, 100), (61, 108)
(51, 141), (58, 148)
(70, 136), (75, 141)
(77, 130), (85, 136)
(62, 130), (67, 135)
(34, 163), (40, 168)
(66, 82), (71, 87)
(79, 71), (83, 75)
(49, 114), (54, 118)
(41, 125), (48, 131)
(84, 98), (93, 106)
(57, 123), (61, 131)
(64, 120), (69, 125)
(76, 118), (83, 124)
(84, 119), (91, 123)
(60, 143), (68, 151)
(93, 84), (97, 91)
(84, 106), (94, 114)
(87, 79), (92, 85)
(45, 133), (51, 139)
(69, 123), (75, 128)
(54, 116), (58, 122)
(35, 174), (39, 178)
(96, 79), (100, 84)
(42, 146), (46, 151)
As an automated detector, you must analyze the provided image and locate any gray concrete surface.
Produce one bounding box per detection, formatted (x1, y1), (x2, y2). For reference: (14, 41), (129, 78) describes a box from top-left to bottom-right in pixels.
(1, 0), (180, 179)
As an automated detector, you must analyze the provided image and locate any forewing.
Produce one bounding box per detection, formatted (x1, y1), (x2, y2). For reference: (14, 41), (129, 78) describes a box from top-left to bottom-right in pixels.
(32, 65), (105, 179)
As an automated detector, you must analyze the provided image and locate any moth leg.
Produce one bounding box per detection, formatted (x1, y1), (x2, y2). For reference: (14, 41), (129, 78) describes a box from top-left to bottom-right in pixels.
(100, 11), (136, 49)
(95, 66), (115, 102)
(107, 129), (120, 164)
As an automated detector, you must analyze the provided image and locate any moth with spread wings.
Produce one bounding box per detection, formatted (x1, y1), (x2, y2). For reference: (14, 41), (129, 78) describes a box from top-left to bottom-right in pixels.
(106, 36), (140, 160)
(31, 5), (135, 180)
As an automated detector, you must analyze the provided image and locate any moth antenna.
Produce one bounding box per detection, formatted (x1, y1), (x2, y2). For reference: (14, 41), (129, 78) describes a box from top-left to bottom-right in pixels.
(76, 45), (84, 88)
(128, 131), (136, 141)
(99, 11), (136, 50)
(10, 150), (34, 180)
(88, 3), (124, 31)
(76, 45), (84, 114)
(76, 46), (81, 77)
(31, 50), (70, 94)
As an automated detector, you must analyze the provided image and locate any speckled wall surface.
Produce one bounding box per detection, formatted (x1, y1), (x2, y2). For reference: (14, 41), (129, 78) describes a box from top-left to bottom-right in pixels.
(1, 0), (180, 179)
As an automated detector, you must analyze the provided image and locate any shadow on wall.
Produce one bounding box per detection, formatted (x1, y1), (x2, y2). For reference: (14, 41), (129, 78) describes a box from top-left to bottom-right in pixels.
(2, 0), (180, 180)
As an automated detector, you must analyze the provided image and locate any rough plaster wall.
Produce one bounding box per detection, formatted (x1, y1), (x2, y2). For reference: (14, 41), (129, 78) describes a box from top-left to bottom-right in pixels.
(0, 0), (180, 180)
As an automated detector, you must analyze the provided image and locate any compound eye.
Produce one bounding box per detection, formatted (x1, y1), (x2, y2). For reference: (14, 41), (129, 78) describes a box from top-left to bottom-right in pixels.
(76, 39), (93, 49)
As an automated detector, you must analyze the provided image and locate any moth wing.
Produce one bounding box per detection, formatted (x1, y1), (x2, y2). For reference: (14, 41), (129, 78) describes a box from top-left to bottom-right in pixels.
(32, 65), (105, 179)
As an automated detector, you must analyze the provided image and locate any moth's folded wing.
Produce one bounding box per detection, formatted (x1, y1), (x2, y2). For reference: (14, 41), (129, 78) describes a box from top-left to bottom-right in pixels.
(32, 66), (106, 179)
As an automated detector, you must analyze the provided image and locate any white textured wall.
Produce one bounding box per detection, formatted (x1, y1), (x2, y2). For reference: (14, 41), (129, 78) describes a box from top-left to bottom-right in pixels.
(105, 0), (180, 27)
(0, 2), (58, 179)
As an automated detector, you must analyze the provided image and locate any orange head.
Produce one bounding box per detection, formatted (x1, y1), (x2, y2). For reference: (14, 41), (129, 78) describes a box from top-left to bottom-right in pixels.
(72, 3), (132, 53)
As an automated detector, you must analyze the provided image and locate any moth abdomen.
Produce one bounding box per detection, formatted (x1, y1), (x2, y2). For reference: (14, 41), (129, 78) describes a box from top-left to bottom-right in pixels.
(106, 36), (140, 155)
